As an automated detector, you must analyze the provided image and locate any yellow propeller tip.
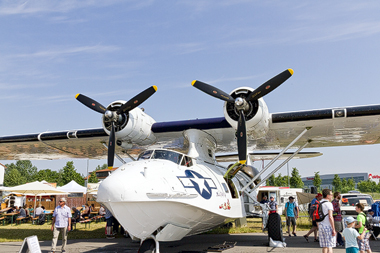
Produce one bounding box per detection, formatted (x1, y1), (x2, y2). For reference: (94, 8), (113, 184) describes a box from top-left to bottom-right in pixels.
(239, 160), (246, 165)
(191, 80), (197, 86)
(108, 166), (113, 170)
(288, 69), (294, 75)
(75, 94), (80, 99)
(152, 85), (158, 91)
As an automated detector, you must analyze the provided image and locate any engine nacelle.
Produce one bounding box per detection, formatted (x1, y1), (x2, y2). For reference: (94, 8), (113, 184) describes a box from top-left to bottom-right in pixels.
(223, 87), (270, 139)
(102, 100), (156, 146)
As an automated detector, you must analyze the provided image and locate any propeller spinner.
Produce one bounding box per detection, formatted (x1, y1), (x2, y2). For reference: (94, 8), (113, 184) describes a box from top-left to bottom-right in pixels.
(76, 85), (157, 169)
(192, 69), (293, 164)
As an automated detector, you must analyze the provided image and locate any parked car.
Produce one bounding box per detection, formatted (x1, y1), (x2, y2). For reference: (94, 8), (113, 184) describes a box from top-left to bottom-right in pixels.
(340, 192), (374, 217)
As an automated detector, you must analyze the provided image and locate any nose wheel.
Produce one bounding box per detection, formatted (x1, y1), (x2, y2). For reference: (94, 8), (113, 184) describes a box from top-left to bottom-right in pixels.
(138, 238), (158, 253)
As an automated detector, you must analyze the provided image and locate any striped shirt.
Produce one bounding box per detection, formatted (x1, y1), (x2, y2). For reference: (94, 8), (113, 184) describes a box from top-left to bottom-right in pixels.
(53, 205), (72, 228)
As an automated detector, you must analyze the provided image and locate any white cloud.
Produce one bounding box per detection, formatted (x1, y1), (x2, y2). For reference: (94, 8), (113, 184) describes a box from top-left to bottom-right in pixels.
(10, 45), (120, 59)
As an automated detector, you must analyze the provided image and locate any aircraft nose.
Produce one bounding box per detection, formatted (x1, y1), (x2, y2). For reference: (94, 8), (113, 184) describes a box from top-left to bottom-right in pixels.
(96, 161), (171, 204)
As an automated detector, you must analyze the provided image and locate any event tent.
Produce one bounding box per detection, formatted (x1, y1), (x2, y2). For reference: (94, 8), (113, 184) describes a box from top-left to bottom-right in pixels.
(58, 180), (87, 194)
(7, 181), (68, 216)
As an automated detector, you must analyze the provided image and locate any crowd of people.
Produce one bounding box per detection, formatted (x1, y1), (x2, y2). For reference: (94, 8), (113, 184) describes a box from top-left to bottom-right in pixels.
(302, 189), (379, 253)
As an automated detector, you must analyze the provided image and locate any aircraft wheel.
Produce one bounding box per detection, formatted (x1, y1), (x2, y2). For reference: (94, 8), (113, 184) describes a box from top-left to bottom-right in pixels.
(138, 238), (156, 253)
(267, 213), (283, 242)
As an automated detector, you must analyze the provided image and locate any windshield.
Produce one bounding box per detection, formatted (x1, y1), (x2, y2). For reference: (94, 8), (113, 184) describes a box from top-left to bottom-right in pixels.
(137, 149), (183, 164)
(138, 150), (153, 160)
(341, 196), (373, 207)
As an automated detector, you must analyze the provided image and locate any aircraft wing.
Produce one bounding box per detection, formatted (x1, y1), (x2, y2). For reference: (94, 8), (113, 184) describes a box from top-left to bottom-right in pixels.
(1, 104), (380, 160)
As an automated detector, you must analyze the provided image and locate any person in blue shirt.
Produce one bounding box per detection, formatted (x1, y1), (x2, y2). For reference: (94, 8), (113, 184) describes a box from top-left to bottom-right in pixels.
(285, 196), (299, 236)
(260, 195), (269, 204)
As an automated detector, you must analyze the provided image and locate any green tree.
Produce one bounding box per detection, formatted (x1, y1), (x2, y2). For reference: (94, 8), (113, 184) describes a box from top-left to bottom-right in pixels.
(34, 169), (62, 185)
(274, 174), (289, 187)
(266, 174), (276, 186)
(88, 170), (99, 183)
(332, 174), (342, 192)
(95, 164), (108, 171)
(4, 169), (27, 186)
(290, 168), (304, 188)
(5, 160), (37, 183)
(313, 172), (322, 192)
(61, 161), (85, 186)
(346, 178), (356, 192)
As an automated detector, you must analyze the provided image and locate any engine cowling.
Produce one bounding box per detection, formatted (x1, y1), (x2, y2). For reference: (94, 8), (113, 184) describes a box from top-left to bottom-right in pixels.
(101, 100), (156, 146)
(223, 87), (270, 139)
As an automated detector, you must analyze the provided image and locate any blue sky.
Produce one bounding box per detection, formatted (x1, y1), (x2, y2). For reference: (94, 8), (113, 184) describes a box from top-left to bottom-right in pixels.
(1, 1), (380, 179)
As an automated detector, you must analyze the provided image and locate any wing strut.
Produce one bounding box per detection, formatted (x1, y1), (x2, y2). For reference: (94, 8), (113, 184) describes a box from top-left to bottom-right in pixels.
(248, 140), (311, 194)
(240, 127), (312, 194)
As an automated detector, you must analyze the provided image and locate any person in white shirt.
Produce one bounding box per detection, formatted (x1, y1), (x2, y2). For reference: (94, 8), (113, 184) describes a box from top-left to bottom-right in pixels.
(318, 189), (336, 253)
(35, 204), (43, 217)
(51, 198), (72, 253)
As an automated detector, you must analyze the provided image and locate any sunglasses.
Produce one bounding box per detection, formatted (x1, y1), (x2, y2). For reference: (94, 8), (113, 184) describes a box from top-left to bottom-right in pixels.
(59, 201), (65, 203)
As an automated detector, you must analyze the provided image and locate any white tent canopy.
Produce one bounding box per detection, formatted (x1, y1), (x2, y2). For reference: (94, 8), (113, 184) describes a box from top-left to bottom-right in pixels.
(58, 180), (87, 194)
(7, 181), (68, 217)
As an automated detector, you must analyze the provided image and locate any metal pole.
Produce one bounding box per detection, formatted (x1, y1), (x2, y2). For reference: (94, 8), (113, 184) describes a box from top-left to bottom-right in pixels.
(85, 159), (89, 187)
(287, 162), (290, 187)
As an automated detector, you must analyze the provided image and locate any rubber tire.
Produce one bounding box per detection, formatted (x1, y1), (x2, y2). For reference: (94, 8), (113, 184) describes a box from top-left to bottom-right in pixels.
(138, 239), (156, 253)
(267, 213), (283, 242)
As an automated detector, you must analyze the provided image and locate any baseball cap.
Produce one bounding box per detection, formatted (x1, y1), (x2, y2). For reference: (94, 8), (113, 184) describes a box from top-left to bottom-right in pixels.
(289, 196), (294, 200)
(316, 193), (322, 198)
(345, 216), (356, 224)
(368, 209), (374, 213)
(270, 196), (274, 199)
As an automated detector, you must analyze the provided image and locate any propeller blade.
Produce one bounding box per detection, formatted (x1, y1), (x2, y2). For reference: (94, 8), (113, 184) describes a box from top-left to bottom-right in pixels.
(247, 69), (293, 101)
(107, 122), (116, 170)
(117, 85), (157, 115)
(192, 80), (235, 103)
(237, 110), (247, 164)
(75, 94), (107, 114)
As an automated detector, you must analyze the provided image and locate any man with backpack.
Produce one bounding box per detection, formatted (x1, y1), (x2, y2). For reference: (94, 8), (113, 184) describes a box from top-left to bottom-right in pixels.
(318, 189), (336, 253)
(304, 193), (322, 242)
(285, 196), (299, 236)
(355, 203), (372, 253)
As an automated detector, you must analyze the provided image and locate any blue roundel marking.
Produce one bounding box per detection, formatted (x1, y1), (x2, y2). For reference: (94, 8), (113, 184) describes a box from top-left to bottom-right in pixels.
(178, 170), (217, 200)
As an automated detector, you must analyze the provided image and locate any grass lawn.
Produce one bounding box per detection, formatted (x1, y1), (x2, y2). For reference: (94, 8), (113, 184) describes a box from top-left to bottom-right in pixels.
(0, 220), (110, 242)
(0, 214), (314, 242)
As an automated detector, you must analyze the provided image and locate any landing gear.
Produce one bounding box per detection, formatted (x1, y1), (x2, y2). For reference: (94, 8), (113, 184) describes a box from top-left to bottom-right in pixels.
(267, 213), (283, 242)
(138, 238), (158, 253)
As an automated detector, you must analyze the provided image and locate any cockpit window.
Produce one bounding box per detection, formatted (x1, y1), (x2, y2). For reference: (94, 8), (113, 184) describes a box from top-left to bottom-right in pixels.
(136, 149), (185, 164)
(152, 150), (183, 164)
(137, 150), (153, 160)
(181, 156), (193, 167)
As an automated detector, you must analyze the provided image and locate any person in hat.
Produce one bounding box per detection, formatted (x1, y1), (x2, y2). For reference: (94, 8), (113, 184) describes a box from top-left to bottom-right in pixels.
(268, 196), (278, 213)
(51, 197), (72, 253)
(342, 216), (367, 253)
(284, 196), (299, 236)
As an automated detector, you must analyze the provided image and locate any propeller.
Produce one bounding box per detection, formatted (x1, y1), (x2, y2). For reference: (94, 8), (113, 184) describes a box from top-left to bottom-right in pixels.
(76, 85), (157, 169)
(192, 69), (293, 164)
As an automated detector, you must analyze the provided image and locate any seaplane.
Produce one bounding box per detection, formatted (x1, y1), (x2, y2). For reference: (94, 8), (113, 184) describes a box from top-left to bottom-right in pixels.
(2, 69), (380, 252)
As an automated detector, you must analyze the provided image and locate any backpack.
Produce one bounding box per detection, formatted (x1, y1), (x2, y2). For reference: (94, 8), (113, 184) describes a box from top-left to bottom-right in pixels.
(309, 200), (319, 219)
(312, 200), (328, 222)
(372, 201), (380, 216)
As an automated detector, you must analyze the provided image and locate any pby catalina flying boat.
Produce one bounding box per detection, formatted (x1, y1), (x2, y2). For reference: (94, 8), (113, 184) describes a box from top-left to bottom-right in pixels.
(2, 69), (380, 252)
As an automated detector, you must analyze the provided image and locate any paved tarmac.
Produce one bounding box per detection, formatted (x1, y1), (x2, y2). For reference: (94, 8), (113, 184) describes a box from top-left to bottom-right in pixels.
(1, 231), (379, 253)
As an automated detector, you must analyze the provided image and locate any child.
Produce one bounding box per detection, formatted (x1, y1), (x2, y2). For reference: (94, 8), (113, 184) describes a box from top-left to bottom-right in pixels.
(342, 216), (367, 253)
